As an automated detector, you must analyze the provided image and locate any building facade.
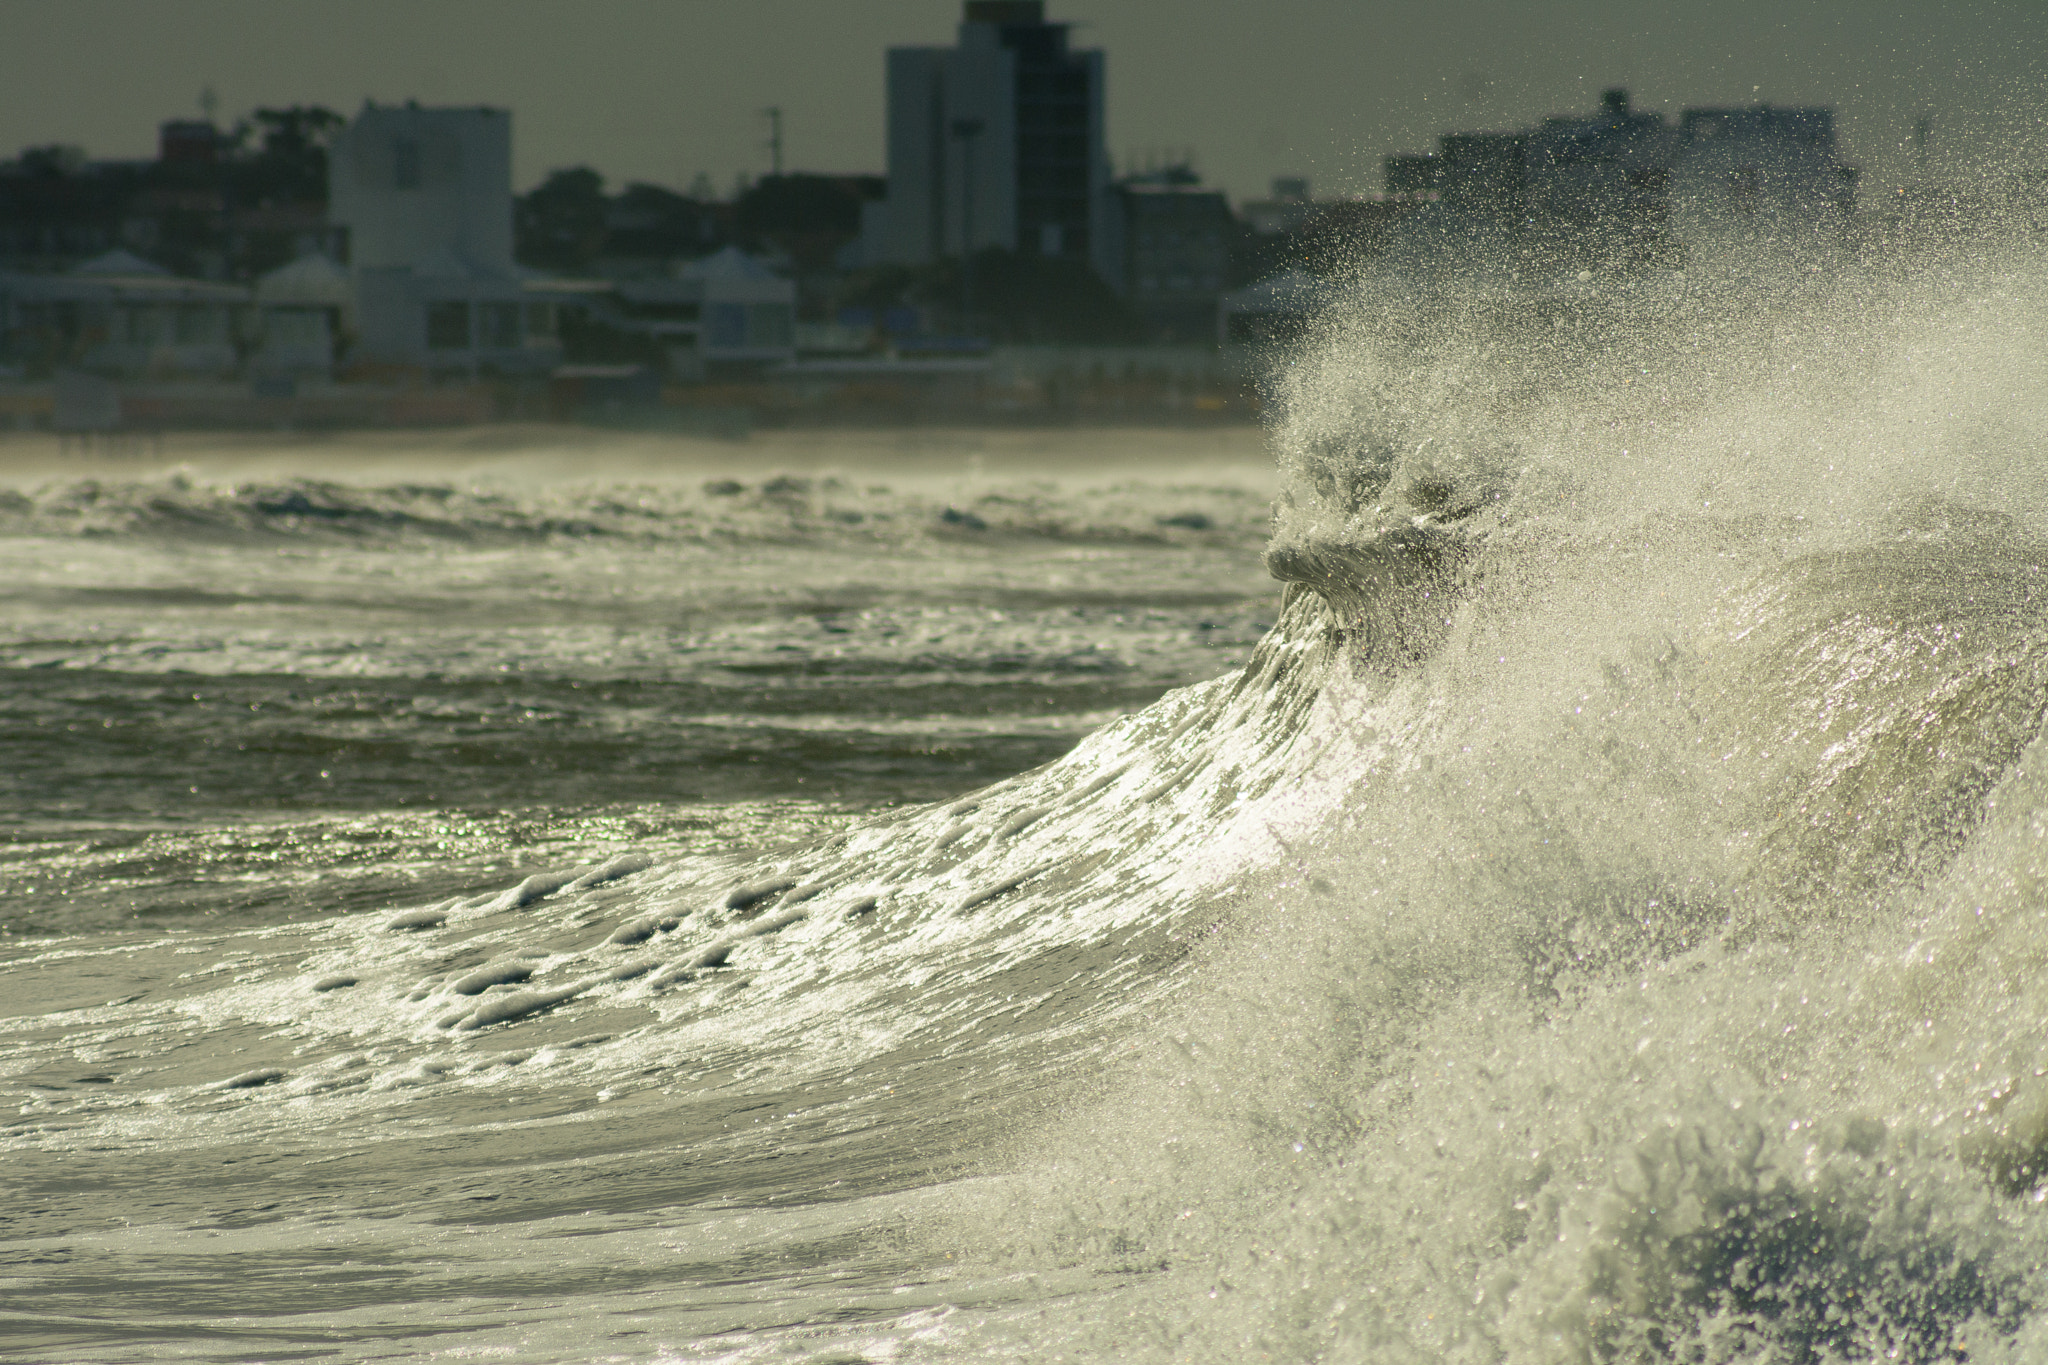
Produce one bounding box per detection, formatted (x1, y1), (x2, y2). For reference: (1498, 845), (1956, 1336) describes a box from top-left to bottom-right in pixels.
(329, 103), (513, 272)
(874, 1), (1114, 283)
(0, 249), (243, 378)
(328, 102), (560, 374)
(1666, 104), (1857, 268)
(1109, 181), (1237, 342)
(571, 246), (797, 381)
(1376, 90), (1857, 278)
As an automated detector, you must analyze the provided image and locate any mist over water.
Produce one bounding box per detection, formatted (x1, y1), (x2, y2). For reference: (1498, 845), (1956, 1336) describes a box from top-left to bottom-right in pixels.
(8, 245), (2048, 1363)
(0, 433), (1274, 937)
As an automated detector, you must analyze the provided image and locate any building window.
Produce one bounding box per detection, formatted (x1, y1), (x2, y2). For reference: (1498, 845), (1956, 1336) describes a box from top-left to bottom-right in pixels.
(524, 303), (556, 342)
(707, 303), (747, 349)
(393, 138), (422, 190)
(481, 302), (521, 350)
(265, 309), (325, 345)
(174, 304), (222, 345)
(124, 305), (169, 345)
(746, 303), (792, 348)
(1728, 166), (1762, 216)
(426, 300), (470, 350)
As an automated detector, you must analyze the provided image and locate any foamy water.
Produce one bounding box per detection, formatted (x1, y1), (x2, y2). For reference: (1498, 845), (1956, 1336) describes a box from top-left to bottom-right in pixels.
(8, 253), (2048, 1363)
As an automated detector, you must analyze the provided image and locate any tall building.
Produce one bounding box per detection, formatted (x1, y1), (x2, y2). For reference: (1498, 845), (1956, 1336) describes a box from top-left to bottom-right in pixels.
(329, 103), (514, 273)
(1109, 176), (1238, 341)
(1666, 104), (1857, 263)
(1377, 91), (1857, 276)
(327, 102), (559, 373)
(874, 1), (1114, 283)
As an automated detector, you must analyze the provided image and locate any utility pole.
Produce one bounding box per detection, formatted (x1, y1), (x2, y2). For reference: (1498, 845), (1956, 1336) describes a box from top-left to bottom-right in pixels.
(950, 117), (984, 333)
(762, 107), (784, 177)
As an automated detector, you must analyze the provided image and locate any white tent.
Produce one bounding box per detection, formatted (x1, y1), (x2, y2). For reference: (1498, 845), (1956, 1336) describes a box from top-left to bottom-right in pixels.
(254, 253), (350, 308)
(72, 248), (173, 278)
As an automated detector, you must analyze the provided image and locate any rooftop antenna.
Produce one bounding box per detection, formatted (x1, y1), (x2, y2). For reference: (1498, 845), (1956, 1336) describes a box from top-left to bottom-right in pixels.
(1913, 114), (1933, 176)
(762, 107), (784, 177)
(199, 84), (219, 124)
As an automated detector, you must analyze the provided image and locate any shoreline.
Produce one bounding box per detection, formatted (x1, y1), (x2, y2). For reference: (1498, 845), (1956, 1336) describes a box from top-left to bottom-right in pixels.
(0, 421), (1277, 489)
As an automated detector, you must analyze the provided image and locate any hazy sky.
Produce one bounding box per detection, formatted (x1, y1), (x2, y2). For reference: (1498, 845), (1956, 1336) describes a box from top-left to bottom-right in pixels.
(3, 1), (2041, 202)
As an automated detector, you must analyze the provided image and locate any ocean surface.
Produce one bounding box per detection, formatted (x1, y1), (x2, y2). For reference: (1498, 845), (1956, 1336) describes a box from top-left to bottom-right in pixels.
(10, 257), (2048, 1364)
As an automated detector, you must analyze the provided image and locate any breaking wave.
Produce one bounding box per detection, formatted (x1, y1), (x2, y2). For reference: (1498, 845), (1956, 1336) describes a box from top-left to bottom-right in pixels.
(10, 249), (2048, 1362)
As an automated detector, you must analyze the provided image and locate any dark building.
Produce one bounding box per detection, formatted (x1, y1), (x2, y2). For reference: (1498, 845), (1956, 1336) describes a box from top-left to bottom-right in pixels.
(603, 182), (728, 266)
(0, 151), (144, 273)
(157, 121), (223, 165)
(1385, 133), (1530, 222)
(515, 170), (734, 275)
(1380, 89), (1857, 272)
(1233, 174), (1426, 284)
(1110, 178), (1238, 341)
(875, 1), (1116, 282)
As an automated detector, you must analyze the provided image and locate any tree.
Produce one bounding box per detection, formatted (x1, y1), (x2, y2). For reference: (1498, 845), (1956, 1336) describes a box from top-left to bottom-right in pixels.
(838, 250), (1144, 344)
(735, 174), (882, 273)
(235, 105), (343, 205)
(961, 249), (1145, 342)
(14, 145), (86, 179)
(604, 182), (727, 262)
(516, 167), (609, 272)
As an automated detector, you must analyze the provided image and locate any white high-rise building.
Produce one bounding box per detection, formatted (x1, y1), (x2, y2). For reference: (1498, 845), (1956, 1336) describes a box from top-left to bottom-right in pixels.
(329, 103), (514, 272)
(328, 102), (558, 373)
(873, 1), (1114, 283)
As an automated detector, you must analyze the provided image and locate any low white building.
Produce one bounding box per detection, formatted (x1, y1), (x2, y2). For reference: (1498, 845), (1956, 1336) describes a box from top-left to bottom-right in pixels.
(561, 247), (796, 381)
(251, 252), (349, 375)
(350, 248), (558, 376)
(673, 247), (794, 377)
(0, 249), (244, 378)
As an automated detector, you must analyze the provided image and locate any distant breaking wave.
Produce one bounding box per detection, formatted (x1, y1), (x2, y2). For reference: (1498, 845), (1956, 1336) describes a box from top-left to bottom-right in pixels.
(0, 472), (1272, 550)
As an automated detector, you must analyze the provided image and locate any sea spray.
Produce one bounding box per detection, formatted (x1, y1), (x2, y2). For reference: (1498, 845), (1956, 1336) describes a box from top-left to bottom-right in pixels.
(940, 250), (2048, 1361)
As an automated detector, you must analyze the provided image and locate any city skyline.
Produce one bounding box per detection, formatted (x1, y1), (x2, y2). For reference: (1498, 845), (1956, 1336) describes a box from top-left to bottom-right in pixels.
(2, 0), (2042, 205)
